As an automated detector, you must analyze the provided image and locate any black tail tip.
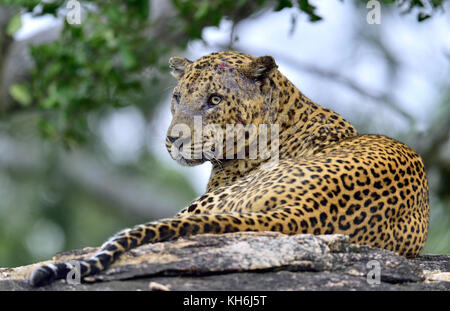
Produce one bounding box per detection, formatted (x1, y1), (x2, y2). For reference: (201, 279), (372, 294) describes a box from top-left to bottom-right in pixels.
(29, 266), (56, 287)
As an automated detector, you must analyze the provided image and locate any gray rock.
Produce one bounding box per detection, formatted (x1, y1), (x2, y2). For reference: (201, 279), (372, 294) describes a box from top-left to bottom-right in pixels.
(0, 232), (449, 291)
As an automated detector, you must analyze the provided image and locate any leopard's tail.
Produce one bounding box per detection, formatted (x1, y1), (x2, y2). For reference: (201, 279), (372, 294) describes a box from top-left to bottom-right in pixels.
(29, 259), (102, 287)
(29, 210), (295, 286)
(28, 223), (152, 287)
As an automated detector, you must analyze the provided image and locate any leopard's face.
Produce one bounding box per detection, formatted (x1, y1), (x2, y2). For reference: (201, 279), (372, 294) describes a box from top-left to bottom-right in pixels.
(166, 52), (278, 166)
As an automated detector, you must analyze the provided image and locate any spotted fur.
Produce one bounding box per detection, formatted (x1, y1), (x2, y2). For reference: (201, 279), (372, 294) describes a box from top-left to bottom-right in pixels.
(29, 51), (429, 287)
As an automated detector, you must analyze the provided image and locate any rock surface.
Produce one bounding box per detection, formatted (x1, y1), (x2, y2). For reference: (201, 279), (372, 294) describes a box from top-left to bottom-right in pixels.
(1, 232), (449, 291)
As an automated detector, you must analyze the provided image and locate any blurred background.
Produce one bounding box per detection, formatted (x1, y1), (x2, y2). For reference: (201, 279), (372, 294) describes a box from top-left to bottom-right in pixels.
(0, 0), (448, 268)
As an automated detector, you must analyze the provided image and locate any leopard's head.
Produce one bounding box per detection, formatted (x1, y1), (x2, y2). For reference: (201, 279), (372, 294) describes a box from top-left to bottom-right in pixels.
(166, 51), (279, 166)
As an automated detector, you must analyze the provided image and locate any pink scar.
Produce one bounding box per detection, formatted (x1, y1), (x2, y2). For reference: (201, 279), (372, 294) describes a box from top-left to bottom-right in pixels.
(218, 62), (235, 70)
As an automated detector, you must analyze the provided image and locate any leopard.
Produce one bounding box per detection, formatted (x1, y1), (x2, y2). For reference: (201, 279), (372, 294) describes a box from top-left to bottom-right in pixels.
(29, 51), (429, 287)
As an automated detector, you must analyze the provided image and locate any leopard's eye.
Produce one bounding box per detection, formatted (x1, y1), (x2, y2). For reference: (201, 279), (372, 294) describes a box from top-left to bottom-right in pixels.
(208, 95), (222, 106)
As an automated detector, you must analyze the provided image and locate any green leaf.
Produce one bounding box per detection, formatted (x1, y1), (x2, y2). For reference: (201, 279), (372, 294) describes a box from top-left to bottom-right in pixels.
(195, 2), (210, 20)
(298, 0), (322, 22)
(418, 13), (431, 22)
(9, 83), (31, 106)
(36, 118), (57, 140)
(275, 0), (293, 12)
(237, 0), (247, 8)
(6, 14), (22, 36)
(40, 84), (59, 109)
(309, 14), (322, 22)
(119, 47), (137, 69)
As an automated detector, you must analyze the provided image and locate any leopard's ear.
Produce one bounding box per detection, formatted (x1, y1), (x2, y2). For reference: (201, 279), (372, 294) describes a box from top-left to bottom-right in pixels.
(241, 56), (277, 80)
(169, 57), (192, 79)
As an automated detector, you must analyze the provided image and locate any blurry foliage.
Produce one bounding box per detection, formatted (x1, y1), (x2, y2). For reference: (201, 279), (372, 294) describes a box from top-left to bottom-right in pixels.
(172, 0), (322, 40)
(4, 0), (445, 146)
(5, 0), (331, 147)
(0, 0), (448, 267)
(356, 0), (447, 21)
(5, 0), (163, 148)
